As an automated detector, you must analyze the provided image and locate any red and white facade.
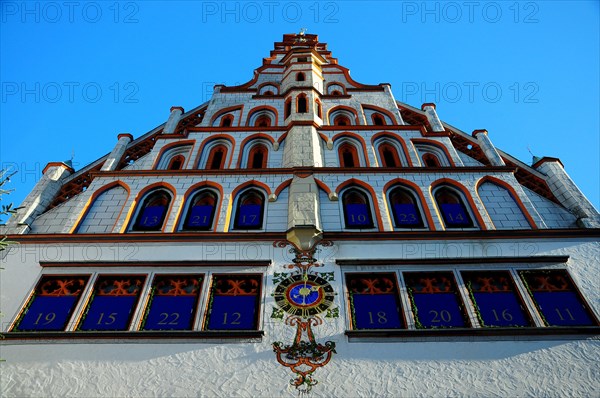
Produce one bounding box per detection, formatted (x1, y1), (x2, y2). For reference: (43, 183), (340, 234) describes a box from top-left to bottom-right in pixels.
(1, 33), (599, 397)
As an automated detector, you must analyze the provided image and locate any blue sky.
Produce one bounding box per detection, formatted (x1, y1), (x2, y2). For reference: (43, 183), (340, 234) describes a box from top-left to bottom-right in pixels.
(1, 1), (599, 218)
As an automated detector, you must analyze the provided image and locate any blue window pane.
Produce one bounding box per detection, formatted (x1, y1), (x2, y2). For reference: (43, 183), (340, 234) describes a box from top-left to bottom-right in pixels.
(352, 294), (402, 329)
(185, 205), (214, 229)
(236, 204), (262, 228)
(440, 203), (471, 227)
(345, 204), (372, 227)
(17, 296), (78, 331)
(532, 291), (594, 326)
(143, 296), (198, 330)
(472, 292), (530, 327)
(79, 296), (139, 331)
(413, 293), (466, 328)
(393, 204), (421, 226)
(207, 295), (258, 330)
(14, 276), (89, 332)
(138, 205), (166, 229)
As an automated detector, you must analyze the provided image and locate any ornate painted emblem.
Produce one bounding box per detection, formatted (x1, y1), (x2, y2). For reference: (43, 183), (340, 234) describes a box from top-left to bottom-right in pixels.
(274, 273), (334, 318)
(272, 240), (337, 394)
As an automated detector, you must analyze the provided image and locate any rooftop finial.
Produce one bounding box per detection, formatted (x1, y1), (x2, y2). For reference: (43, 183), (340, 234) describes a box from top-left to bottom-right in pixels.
(295, 28), (308, 43)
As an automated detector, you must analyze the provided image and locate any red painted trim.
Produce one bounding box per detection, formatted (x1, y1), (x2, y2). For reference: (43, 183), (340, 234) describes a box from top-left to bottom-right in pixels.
(362, 104), (398, 125)
(314, 98), (323, 119)
(8, 229), (600, 245)
(332, 132), (371, 167)
(338, 143), (360, 168)
(257, 82), (281, 95)
(125, 182), (177, 233)
(117, 133), (134, 141)
(167, 155), (185, 170)
(335, 178), (384, 231)
(246, 144), (268, 169)
(209, 105), (243, 127)
(72, 181), (131, 234)
(422, 153), (442, 168)
(321, 64), (383, 90)
(317, 132), (330, 145)
(231, 180), (272, 198)
(327, 105), (360, 125)
(93, 166), (515, 179)
(472, 129), (488, 137)
(170, 106), (185, 113)
(314, 178), (333, 196)
(43, 162), (74, 175)
(412, 138), (456, 167)
(430, 178), (487, 230)
(245, 105), (279, 127)
(284, 97), (292, 119)
(377, 143), (402, 168)
(296, 93), (310, 114)
(532, 156), (564, 169)
(277, 132), (288, 145)
(421, 103), (436, 110)
(173, 181), (224, 232)
(151, 140), (195, 170)
(274, 179), (292, 197)
(237, 134), (275, 168)
(326, 82), (347, 95)
(371, 132), (413, 166)
(195, 135), (235, 169)
(475, 176), (538, 229)
(282, 67), (322, 83)
(383, 178), (436, 231)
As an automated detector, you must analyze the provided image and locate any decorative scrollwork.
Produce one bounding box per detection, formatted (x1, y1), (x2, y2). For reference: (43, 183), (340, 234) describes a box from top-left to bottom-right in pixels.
(215, 276), (259, 296)
(272, 239), (337, 394)
(273, 316), (336, 394)
(155, 277), (201, 296)
(273, 240), (289, 249)
(40, 278), (86, 296)
(98, 277), (143, 296)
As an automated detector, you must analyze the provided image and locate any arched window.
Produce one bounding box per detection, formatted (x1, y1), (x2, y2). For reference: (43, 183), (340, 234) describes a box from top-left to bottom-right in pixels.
(296, 72), (305, 81)
(182, 190), (218, 231)
(315, 99), (322, 119)
(297, 95), (308, 113)
(434, 187), (474, 228)
(255, 115), (271, 127)
(155, 145), (192, 170)
(247, 144), (268, 169)
(258, 84), (278, 96)
(334, 115), (350, 126)
(329, 108), (356, 126)
(206, 145), (228, 170)
(415, 143), (451, 167)
(342, 189), (374, 229)
(234, 189), (265, 230)
(388, 187), (424, 228)
(220, 115), (233, 127)
(285, 98), (292, 119)
(378, 143), (401, 167)
(423, 153), (441, 167)
(132, 189), (172, 231)
(372, 114), (385, 126)
(338, 143), (360, 168)
(167, 155), (185, 170)
(327, 83), (345, 95)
